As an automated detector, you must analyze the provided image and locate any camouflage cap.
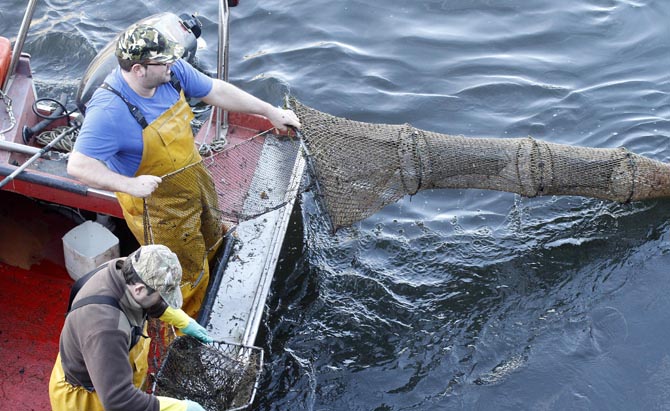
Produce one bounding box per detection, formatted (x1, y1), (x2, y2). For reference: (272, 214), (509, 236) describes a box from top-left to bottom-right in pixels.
(115, 24), (184, 63)
(129, 244), (183, 309)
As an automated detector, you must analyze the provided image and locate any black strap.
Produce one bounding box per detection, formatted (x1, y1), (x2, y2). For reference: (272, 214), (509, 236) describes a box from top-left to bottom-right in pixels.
(66, 264), (145, 350)
(100, 82), (149, 129)
(70, 295), (120, 312)
(99, 73), (183, 129)
(169, 72), (182, 93)
(67, 264), (107, 313)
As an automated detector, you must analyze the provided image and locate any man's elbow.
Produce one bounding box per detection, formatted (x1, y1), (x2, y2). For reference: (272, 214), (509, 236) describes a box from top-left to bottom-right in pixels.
(66, 151), (94, 183)
(66, 153), (83, 179)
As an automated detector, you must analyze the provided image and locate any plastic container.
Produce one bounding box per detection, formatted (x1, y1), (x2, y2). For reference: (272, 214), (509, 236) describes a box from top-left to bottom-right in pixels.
(62, 220), (120, 280)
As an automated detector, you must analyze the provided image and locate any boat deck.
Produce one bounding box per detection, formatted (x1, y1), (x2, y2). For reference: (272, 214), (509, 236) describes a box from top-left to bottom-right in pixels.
(0, 190), (78, 411)
(0, 25), (305, 409)
(0, 119), (304, 410)
(202, 136), (304, 345)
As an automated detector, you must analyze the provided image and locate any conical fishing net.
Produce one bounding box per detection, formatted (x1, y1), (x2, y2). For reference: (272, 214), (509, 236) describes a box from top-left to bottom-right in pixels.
(154, 336), (264, 411)
(289, 98), (670, 231)
(141, 98), (670, 235)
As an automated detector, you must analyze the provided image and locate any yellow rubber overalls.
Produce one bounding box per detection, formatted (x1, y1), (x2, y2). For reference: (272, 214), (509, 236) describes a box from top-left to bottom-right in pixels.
(48, 331), (153, 411)
(49, 350), (187, 411)
(115, 88), (222, 318)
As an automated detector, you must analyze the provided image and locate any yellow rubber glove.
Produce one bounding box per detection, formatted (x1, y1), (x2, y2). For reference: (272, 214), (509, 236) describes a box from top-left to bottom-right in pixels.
(159, 306), (212, 343)
(159, 306), (191, 329)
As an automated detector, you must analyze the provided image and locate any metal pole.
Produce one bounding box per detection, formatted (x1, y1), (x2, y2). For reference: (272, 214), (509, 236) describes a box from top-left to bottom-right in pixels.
(2, 0), (39, 93)
(214, 0), (231, 142)
(217, 0), (231, 83)
(0, 140), (40, 156)
(0, 125), (77, 189)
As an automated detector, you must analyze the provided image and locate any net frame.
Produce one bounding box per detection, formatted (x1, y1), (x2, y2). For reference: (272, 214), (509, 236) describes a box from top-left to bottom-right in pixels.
(154, 336), (264, 411)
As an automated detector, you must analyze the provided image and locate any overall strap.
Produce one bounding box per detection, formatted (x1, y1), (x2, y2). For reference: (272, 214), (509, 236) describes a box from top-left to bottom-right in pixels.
(66, 263), (145, 350)
(69, 295), (120, 312)
(99, 73), (183, 129)
(169, 72), (182, 93)
(100, 82), (149, 129)
(66, 264), (107, 313)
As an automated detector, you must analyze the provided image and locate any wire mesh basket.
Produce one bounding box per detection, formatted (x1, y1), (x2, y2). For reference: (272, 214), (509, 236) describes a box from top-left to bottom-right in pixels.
(154, 336), (264, 411)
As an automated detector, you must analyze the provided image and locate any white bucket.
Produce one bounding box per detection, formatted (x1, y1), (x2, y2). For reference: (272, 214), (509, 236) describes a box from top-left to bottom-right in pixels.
(62, 220), (120, 280)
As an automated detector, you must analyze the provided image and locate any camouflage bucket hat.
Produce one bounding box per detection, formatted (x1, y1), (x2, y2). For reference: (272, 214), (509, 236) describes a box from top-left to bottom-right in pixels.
(115, 24), (184, 63)
(130, 244), (184, 309)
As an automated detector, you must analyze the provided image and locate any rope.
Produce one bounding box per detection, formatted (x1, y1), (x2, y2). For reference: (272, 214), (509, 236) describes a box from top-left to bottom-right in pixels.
(35, 125), (79, 152)
(200, 127), (274, 160)
(198, 135), (228, 157)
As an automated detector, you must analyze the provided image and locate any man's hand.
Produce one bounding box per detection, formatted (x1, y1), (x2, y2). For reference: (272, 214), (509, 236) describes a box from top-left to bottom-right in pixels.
(267, 107), (301, 131)
(182, 319), (213, 343)
(127, 175), (162, 198)
(159, 306), (213, 343)
(67, 151), (161, 197)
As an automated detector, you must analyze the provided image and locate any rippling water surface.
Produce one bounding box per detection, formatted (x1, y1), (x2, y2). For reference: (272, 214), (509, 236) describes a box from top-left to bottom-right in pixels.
(3, 1), (670, 409)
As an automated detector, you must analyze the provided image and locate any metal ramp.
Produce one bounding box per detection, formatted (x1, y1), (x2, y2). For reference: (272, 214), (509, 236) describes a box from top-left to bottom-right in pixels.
(199, 133), (305, 346)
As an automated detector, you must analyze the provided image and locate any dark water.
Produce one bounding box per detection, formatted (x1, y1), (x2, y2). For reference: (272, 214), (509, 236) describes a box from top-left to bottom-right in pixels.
(4, 1), (670, 410)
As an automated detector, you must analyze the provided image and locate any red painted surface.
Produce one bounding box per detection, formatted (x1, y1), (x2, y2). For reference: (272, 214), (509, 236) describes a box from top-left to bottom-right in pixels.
(0, 56), (40, 160)
(0, 36), (10, 88)
(0, 190), (76, 411)
(0, 39), (291, 410)
(1, 173), (124, 218)
(0, 261), (71, 411)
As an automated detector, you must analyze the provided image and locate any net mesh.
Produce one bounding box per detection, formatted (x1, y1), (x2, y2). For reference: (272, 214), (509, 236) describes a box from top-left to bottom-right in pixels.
(155, 336), (263, 411)
(290, 98), (670, 231)
(201, 130), (302, 223)
(144, 130), (301, 233)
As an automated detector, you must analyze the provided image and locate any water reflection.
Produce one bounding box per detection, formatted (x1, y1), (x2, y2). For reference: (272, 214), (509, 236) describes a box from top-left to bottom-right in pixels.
(262, 180), (670, 409)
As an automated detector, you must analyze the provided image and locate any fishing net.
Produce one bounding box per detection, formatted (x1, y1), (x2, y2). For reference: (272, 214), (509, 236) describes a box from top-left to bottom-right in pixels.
(289, 98), (670, 231)
(143, 129), (301, 236)
(200, 129), (302, 224)
(143, 98), (670, 235)
(154, 336), (264, 411)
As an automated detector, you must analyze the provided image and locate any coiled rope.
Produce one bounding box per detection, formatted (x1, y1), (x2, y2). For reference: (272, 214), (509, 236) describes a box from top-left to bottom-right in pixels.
(35, 125), (79, 152)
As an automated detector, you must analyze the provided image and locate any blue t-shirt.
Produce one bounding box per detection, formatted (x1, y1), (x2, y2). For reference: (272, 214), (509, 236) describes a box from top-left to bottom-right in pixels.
(74, 59), (213, 176)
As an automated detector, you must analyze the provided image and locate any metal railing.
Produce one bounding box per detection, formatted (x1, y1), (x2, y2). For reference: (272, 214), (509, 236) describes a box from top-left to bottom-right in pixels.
(214, 0), (231, 142)
(2, 0), (38, 93)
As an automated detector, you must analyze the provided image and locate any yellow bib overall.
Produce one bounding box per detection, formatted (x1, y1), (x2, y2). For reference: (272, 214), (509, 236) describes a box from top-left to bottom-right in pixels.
(49, 352), (187, 411)
(116, 91), (222, 318)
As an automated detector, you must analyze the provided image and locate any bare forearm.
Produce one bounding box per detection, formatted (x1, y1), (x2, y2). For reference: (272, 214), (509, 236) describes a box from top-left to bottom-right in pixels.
(67, 151), (161, 197)
(202, 80), (301, 130)
(202, 80), (273, 115)
(68, 151), (129, 190)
